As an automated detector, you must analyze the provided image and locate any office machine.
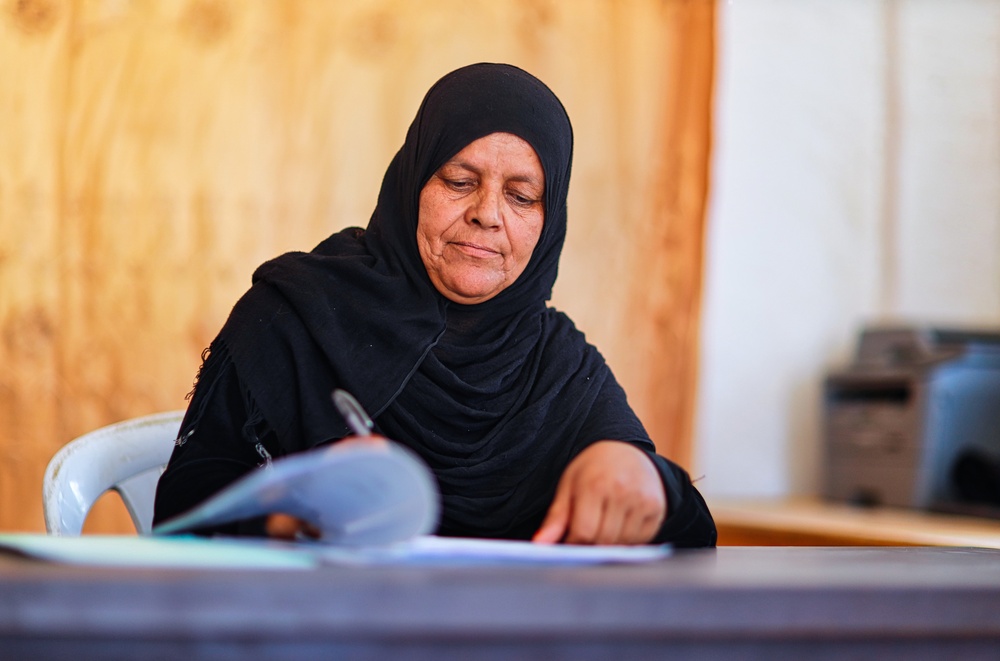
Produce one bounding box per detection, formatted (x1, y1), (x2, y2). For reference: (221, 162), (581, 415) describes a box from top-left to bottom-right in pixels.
(823, 327), (1000, 515)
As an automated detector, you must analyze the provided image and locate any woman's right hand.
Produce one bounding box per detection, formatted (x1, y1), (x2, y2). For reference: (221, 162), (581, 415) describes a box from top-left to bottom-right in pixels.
(264, 433), (391, 540)
(265, 513), (320, 540)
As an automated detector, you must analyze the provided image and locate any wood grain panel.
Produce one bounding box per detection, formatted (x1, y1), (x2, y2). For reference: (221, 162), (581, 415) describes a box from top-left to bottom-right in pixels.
(0, 0), (715, 532)
(621, 0), (715, 469)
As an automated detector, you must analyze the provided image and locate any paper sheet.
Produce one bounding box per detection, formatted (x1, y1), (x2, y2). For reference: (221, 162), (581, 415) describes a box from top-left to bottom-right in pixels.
(0, 533), (670, 569)
(315, 535), (672, 565)
(152, 441), (440, 546)
(0, 534), (317, 569)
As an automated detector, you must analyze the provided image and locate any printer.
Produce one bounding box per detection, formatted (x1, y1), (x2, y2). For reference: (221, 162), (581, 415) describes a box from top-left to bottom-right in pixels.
(823, 326), (1000, 515)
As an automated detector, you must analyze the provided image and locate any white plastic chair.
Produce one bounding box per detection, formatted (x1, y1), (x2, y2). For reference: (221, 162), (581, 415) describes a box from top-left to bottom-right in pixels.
(43, 410), (185, 535)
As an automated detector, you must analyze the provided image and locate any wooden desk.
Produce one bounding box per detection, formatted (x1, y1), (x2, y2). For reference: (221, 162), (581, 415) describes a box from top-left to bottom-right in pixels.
(3, 546), (1000, 659)
(711, 497), (1000, 548)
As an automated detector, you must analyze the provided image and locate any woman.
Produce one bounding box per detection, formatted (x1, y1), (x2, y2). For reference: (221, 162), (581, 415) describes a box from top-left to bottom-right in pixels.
(153, 63), (716, 547)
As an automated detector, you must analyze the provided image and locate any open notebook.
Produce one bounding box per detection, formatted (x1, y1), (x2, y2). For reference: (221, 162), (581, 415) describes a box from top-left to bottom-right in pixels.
(153, 439), (439, 546)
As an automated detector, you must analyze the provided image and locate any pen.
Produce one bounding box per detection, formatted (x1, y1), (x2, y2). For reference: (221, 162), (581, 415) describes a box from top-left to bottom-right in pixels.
(332, 388), (375, 437)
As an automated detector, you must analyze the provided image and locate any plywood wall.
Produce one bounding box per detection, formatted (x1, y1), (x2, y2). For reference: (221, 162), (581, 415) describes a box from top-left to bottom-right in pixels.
(0, 0), (714, 532)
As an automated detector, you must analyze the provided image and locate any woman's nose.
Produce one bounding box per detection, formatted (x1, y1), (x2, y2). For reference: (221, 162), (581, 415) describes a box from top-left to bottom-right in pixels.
(468, 186), (502, 229)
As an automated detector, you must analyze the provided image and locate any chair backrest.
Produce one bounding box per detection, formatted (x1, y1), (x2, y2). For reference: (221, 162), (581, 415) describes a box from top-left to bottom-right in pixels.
(43, 410), (185, 535)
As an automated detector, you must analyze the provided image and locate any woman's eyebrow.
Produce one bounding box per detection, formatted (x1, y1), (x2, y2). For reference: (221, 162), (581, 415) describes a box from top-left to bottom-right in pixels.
(443, 160), (478, 174)
(508, 174), (543, 188)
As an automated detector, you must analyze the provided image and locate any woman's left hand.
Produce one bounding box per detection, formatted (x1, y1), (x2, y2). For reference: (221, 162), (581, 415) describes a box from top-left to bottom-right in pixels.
(532, 441), (666, 545)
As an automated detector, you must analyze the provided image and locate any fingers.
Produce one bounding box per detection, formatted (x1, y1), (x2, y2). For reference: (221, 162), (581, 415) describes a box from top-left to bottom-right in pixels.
(595, 501), (625, 546)
(562, 485), (627, 545)
(562, 491), (609, 545)
(265, 513), (320, 540)
(535, 441), (667, 546)
(620, 508), (663, 546)
(532, 483), (571, 544)
(337, 434), (391, 449)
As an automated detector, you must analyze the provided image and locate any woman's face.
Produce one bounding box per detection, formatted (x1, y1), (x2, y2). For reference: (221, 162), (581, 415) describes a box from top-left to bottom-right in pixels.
(416, 132), (545, 305)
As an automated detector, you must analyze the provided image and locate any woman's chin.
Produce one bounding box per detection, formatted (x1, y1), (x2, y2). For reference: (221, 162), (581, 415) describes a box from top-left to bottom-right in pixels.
(435, 274), (507, 305)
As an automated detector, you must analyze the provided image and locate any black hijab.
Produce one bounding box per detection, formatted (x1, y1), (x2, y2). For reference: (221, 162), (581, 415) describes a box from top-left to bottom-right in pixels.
(215, 63), (650, 538)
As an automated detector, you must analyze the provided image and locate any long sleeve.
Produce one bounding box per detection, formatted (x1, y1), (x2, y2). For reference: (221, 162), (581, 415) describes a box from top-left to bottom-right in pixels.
(152, 352), (275, 536)
(647, 453), (717, 548)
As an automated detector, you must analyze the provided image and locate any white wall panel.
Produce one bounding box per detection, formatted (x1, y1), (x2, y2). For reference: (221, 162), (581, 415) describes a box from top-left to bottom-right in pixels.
(697, 0), (1000, 497)
(894, 0), (1000, 322)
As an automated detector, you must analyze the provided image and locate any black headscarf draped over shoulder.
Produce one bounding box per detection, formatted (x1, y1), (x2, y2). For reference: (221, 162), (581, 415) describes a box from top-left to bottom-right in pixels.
(213, 63), (650, 538)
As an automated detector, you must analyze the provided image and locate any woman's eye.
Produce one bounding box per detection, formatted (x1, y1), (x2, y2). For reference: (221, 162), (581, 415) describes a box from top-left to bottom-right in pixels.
(445, 179), (474, 192)
(508, 191), (538, 207)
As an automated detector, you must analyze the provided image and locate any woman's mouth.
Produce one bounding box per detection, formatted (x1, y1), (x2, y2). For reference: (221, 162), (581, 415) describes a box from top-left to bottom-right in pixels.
(450, 242), (500, 258)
